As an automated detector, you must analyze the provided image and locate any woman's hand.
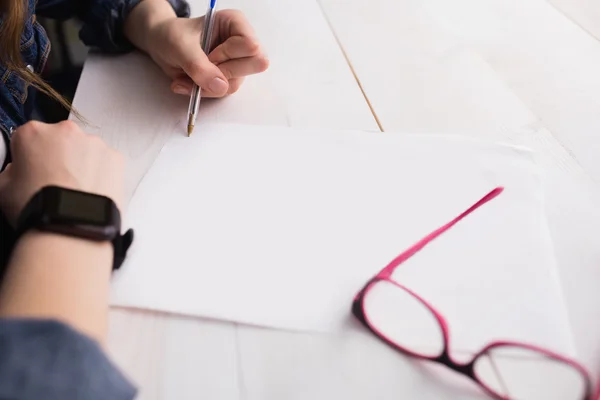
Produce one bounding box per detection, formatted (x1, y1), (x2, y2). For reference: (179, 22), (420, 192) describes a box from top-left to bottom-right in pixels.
(0, 122), (126, 343)
(125, 2), (269, 98)
(0, 121), (125, 226)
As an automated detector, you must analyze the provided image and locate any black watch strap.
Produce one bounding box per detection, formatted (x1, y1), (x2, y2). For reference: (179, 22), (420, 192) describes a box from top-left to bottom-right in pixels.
(14, 186), (134, 271)
(112, 229), (134, 270)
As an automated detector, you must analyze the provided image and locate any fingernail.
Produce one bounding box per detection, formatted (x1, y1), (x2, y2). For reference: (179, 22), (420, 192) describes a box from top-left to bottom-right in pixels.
(173, 85), (189, 95)
(208, 77), (228, 94)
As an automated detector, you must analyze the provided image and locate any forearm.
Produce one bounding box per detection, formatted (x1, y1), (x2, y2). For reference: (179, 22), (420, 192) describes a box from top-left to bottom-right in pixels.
(124, 0), (178, 53)
(0, 232), (113, 344)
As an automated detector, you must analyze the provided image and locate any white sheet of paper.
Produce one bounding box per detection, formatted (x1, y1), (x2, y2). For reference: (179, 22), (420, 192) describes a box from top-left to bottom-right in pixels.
(112, 123), (574, 356)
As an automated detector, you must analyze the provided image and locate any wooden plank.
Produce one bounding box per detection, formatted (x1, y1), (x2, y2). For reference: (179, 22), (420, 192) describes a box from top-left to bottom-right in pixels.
(238, 327), (496, 400)
(318, 0), (538, 137)
(320, 0), (600, 377)
(72, 0), (377, 398)
(419, 0), (600, 182)
(547, 0), (600, 42)
(74, 0), (378, 199)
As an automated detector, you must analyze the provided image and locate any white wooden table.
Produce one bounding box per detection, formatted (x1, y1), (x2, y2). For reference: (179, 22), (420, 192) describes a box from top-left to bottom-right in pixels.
(72, 0), (600, 398)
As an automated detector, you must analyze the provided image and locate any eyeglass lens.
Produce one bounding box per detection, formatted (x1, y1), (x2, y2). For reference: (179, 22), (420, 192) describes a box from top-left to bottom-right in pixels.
(361, 280), (588, 400)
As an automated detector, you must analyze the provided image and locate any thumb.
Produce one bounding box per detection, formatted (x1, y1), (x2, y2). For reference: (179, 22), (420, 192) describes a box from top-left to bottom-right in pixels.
(182, 52), (229, 97)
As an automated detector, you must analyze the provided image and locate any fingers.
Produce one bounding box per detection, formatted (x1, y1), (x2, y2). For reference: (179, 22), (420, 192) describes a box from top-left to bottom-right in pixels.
(213, 9), (259, 46)
(170, 10), (268, 98)
(181, 52), (230, 98)
(171, 54), (268, 97)
(171, 79), (194, 96)
(10, 119), (68, 142)
(208, 35), (261, 65)
(9, 120), (47, 156)
(218, 56), (269, 81)
(226, 78), (245, 95)
(171, 76), (245, 97)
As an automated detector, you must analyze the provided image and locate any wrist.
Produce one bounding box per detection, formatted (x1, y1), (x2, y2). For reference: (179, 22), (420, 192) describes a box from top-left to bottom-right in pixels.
(10, 231), (114, 281)
(15, 231), (113, 268)
(1, 231), (114, 343)
(8, 185), (131, 272)
(124, 0), (178, 53)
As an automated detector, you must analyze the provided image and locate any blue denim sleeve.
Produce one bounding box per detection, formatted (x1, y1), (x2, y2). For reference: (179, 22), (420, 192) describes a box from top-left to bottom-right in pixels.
(36, 0), (190, 52)
(0, 319), (136, 400)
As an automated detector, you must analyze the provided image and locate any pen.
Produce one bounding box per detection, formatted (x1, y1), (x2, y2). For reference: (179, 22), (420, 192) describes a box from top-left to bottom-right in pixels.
(187, 0), (218, 136)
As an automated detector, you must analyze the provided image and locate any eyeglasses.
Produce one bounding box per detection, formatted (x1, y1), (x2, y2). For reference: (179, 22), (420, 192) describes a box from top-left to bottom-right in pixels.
(352, 187), (593, 400)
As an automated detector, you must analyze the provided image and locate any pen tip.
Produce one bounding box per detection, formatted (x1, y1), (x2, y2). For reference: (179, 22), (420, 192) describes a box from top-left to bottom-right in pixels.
(187, 125), (194, 136)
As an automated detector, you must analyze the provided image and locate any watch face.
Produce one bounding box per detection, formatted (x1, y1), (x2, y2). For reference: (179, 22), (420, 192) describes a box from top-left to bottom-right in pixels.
(29, 186), (119, 242)
(56, 190), (109, 224)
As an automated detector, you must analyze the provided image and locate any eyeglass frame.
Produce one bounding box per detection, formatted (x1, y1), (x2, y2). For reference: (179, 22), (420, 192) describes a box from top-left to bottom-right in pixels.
(351, 187), (594, 400)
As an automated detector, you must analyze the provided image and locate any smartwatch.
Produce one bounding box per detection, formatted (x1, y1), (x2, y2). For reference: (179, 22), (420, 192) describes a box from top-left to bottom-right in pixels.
(14, 186), (134, 270)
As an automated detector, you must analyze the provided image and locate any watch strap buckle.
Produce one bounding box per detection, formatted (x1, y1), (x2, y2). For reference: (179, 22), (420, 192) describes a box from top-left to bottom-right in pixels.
(112, 228), (134, 270)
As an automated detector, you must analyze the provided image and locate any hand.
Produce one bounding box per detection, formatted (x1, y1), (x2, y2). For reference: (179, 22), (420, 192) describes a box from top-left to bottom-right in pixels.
(0, 121), (125, 226)
(126, 4), (269, 98)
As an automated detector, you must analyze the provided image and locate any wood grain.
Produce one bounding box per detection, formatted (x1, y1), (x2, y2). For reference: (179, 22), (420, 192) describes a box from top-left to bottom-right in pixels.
(547, 0), (600, 41)
(72, 0), (600, 397)
(71, 0), (382, 398)
(320, 0), (600, 376)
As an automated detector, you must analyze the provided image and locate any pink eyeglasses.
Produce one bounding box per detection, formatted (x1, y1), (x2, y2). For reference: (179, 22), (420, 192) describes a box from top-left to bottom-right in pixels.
(352, 187), (594, 400)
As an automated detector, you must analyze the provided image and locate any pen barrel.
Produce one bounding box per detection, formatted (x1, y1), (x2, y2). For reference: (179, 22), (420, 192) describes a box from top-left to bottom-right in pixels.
(186, 0), (217, 130)
(201, 6), (216, 53)
(188, 85), (201, 118)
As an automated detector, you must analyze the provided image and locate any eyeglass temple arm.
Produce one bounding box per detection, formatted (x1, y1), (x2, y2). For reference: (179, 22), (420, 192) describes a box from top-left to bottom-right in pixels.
(376, 187), (504, 280)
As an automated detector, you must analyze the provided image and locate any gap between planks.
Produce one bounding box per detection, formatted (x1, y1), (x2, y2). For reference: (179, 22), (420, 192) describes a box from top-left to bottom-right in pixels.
(316, 0), (385, 133)
(546, 0), (600, 44)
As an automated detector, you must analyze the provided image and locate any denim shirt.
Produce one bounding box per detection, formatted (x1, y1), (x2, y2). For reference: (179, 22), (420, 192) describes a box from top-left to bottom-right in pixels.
(0, 0), (190, 398)
(0, 0), (190, 168)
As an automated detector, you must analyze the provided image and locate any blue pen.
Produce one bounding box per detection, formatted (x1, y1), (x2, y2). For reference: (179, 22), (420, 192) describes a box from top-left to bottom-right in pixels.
(187, 0), (218, 136)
